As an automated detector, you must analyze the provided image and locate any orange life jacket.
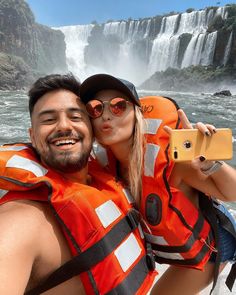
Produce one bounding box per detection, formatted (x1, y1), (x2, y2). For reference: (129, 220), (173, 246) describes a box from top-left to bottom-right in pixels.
(140, 96), (215, 270)
(92, 96), (215, 271)
(0, 143), (156, 295)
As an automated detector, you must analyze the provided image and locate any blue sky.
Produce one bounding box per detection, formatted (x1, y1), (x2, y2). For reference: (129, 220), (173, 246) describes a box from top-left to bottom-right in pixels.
(26, 0), (232, 27)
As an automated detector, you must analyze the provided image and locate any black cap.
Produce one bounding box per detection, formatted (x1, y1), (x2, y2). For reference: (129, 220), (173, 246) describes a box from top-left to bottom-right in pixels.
(80, 74), (140, 107)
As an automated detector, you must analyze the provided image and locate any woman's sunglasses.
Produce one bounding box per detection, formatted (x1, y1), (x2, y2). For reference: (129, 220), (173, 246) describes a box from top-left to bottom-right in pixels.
(85, 97), (132, 119)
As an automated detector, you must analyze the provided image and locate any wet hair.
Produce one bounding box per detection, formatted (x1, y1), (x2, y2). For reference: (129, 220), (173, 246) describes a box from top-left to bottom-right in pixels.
(28, 73), (81, 117)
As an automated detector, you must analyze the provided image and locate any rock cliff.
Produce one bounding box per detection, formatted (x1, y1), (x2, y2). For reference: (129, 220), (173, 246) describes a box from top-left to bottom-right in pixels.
(0, 0), (67, 90)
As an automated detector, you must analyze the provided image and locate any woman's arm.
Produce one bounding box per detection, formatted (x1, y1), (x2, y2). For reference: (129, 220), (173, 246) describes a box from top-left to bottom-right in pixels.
(170, 160), (236, 202)
(166, 109), (236, 202)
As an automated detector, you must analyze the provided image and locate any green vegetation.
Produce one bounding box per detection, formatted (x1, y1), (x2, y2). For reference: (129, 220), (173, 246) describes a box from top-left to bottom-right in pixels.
(140, 65), (236, 92)
(224, 4), (236, 30)
(186, 8), (195, 13)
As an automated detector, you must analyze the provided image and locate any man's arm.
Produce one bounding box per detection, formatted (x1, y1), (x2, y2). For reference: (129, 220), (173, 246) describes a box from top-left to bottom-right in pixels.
(0, 200), (41, 295)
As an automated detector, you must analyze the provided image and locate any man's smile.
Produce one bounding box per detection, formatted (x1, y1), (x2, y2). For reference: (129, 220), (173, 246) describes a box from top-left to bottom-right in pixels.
(49, 137), (82, 150)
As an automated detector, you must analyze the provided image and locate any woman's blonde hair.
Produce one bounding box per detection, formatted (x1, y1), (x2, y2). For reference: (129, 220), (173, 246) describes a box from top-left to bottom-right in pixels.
(128, 105), (146, 206)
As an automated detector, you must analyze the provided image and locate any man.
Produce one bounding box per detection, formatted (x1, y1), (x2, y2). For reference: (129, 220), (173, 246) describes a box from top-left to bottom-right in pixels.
(0, 74), (156, 295)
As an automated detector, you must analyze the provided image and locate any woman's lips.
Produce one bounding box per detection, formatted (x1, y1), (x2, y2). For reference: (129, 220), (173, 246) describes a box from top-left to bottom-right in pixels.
(100, 123), (113, 133)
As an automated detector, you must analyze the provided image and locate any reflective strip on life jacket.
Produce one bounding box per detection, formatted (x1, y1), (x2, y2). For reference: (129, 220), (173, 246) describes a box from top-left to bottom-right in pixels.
(0, 145), (28, 151)
(93, 142), (109, 167)
(0, 189), (8, 198)
(6, 155), (48, 177)
(115, 233), (142, 272)
(145, 118), (162, 135)
(144, 143), (160, 177)
(95, 200), (122, 228)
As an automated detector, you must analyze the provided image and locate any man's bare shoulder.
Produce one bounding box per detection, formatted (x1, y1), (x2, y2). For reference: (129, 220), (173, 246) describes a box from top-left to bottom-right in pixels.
(0, 200), (49, 294)
(0, 200), (51, 242)
(0, 200), (86, 294)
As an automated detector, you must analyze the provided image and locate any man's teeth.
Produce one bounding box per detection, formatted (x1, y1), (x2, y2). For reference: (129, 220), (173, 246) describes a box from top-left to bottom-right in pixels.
(54, 139), (77, 146)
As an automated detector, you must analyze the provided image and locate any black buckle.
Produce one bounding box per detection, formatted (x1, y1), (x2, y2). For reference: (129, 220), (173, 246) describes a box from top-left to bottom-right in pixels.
(146, 242), (156, 271)
(127, 208), (140, 230)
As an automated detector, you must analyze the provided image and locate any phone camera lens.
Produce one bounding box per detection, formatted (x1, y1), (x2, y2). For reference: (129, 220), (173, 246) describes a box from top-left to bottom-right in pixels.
(183, 140), (191, 149)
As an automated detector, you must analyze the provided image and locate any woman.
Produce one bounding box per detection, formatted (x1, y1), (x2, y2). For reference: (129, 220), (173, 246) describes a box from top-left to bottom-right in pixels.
(80, 74), (236, 294)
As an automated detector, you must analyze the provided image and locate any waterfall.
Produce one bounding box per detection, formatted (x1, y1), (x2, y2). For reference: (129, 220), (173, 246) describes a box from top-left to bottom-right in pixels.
(182, 31), (218, 68)
(53, 24), (94, 81)
(55, 6), (231, 85)
(201, 32), (218, 66)
(103, 21), (127, 40)
(223, 31), (233, 66)
(149, 8), (225, 74)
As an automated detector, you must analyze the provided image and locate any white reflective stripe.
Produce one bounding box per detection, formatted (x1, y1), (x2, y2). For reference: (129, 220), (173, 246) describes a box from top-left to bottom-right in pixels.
(0, 146), (28, 151)
(146, 233), (185, 260)
(95, 200), (121, 228)
(122, 188), (135, 204)
(0, 189), (8, 198)
(6, 155), (48, 177)
(93, 142), (108, 167)
(154, 250), (184, 260)
(145, 118), (162, 135)
(145, 232), (168, 245)
(114, 233), (142, 272)
(144, 143), (160, 177)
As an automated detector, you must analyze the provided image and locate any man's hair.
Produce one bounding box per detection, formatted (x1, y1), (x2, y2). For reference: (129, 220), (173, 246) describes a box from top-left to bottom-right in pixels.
(28, 73), (81, 116)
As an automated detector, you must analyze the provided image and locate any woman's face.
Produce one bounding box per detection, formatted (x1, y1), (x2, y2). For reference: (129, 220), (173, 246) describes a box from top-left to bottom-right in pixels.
(90, 89), (135, 147)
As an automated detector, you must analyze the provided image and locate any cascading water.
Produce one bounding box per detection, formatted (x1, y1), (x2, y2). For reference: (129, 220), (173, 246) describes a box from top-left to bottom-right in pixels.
(54, 6), (232, 85)
(149, 7), (227, 75)
(53, 24), (94, 81)
(223, 31), (233, 66)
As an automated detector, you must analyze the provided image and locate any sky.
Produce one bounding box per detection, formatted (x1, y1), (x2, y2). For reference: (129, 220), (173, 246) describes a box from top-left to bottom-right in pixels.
(26, 0), (234, 27)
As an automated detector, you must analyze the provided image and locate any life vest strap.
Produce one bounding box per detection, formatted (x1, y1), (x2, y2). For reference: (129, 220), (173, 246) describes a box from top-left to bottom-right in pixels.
(154, 230), (214, 266)
(25, 209), (141, 295)
(105, 256), (150, 295)
(226, 263), (236, 291)
(147, 213), (206, 253)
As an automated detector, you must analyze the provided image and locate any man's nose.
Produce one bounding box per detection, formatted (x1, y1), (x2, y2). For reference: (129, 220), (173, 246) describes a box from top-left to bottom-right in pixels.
(56, 115), (72, 130)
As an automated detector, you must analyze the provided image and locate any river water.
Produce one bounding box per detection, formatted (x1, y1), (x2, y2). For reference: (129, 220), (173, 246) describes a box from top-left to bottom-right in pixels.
(0, 90), (235, 160)
(0, 89), (235, 294)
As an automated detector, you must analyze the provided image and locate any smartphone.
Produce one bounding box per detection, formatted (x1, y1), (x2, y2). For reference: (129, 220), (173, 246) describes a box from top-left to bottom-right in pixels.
(170, 128), (233, 162)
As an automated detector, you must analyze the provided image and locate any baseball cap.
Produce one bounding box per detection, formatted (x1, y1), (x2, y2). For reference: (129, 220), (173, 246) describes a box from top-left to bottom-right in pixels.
(80, 74), (140, 107)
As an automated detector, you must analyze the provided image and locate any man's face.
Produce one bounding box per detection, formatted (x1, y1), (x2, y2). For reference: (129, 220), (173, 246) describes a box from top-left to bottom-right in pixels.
(29, 89), (93, 173)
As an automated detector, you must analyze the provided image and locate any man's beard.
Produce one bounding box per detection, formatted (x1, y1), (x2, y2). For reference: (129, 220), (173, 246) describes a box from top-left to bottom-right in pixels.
(37, 131), (92, 173)
(42, 148), (91, 173)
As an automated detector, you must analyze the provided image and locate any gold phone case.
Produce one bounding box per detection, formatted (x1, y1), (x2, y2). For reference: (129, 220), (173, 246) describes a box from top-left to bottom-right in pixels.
(170, 128), (233, 162)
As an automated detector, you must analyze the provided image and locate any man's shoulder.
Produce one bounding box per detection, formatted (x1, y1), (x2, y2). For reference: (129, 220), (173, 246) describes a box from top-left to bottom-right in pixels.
(0, 200), (49, 222)
(0, 200), (51, 248)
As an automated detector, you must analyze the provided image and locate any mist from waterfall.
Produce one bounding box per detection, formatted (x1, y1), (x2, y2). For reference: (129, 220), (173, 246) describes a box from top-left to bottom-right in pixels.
(54, 6), (230, 85)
